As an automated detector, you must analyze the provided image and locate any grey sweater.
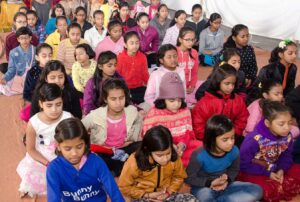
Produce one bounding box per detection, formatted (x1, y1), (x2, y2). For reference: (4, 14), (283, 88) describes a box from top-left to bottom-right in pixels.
(199, 27), (224, 56)
(150, 16), (172, 45)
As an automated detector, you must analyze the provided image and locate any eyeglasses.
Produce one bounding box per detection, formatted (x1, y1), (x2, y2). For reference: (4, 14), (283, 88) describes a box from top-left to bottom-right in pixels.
(16, 21), (27, 24)
(182, 38), (196, 43)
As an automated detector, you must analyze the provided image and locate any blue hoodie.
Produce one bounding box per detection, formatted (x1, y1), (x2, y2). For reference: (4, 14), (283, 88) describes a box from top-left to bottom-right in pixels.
(47, 153), (124, 202)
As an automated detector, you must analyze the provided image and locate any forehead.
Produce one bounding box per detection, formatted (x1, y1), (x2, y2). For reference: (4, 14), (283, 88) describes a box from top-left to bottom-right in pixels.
(222, 75), (236, 82)
(69, 27), (81, 33)
(217, 128), (234, 139)
(48, 70), (64, 76)
(272, 112), (292, 121)
(152, 147), (171, 155)
(16, 15), (27, 21)
(27, 13), (36, 18)
(107, 88), (125, 97)
(38, 47), (52, 54)
(237, 29), (249, 36)
(164, 49), (177, 56)
(60, 136), (85, 146)
(285, 44), (297, 52)
(42, 97), (62, 104)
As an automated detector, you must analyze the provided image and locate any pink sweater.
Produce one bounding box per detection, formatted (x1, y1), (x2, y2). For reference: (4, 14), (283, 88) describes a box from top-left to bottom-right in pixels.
(244, 99), (299, 138)
(95, 36), (124, 59)
(162, 25), (180, 46)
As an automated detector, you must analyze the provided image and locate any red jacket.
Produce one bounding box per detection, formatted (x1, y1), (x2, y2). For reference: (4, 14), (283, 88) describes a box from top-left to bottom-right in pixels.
(117, 50), (149, 89)
(192, 91), (249, 140)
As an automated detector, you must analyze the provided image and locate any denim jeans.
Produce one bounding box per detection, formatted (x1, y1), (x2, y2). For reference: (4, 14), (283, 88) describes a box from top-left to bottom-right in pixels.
(191, 181), (263, 202)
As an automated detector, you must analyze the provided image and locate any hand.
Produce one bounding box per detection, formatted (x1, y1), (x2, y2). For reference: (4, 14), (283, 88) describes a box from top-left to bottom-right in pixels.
(0, 76), (6, 85)
(276, 169), (284, 184)
(147, 190), (166, 201)
(204, 50), (213, 55)
(212, 181), (228, 191)
(270, 172), (282, 183)
(138, 110), (147, 118)
(187, 86), (195, 94)
(210, 174), (228, 191)
(175, 142), (186, 157)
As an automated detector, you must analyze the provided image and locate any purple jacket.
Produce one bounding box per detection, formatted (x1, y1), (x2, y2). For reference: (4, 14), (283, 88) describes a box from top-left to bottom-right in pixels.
(240, 119), (293, 176)
(129, 25), (159, 53)
(83, 72), (123, 115)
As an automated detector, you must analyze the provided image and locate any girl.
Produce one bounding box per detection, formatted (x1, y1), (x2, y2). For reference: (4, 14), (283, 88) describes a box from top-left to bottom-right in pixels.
(100, 0), (118, 28)
(26, 10), (46, 43)
(45, 16), (68, 59)
(95, 20), (124, 59)
(186, 115), (263, 202)
(111, 2), (136, 33)
(84, 10), (107, 50)
(130, 12), (159, 68)
(195, 48), (246, 101)
(239, 101), (300, 201)
(192, 64), (249, 141)
(185, 4), (206, 50)
(199, 13), (224, 66)
(162, 10), (187, 46)
(72, 43), (96, 96)
(73, 6), (92, 37)
(45, 4), (71, 35)
(23, 43), (53, 102)
(83, 51), (122, 115)
(143, 72), (202, 166)
(17, 83), (72, 197)
(31, 60), (82, 118)
(144, 44), (186, 106)
(223, 24), (257, 88)
(149, 4), (171, 45)
(119, 125), (197, 201)
(252, 39), (297, 98)
(47, 117), (124, 201)
(176, 27), (199, 106)
(117, 31), (149, 104)
(145, 0), (160, 20)
(82, 78), (142, 177)
(56, 22), (88, 75)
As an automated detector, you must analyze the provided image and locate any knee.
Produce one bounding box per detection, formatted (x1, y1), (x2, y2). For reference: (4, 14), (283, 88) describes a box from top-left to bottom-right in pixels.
(191, 186), (214, 201)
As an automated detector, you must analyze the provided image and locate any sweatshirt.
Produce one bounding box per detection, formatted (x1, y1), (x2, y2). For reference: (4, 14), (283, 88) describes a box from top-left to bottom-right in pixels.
(199, 27), (224, 56)
(47, 153), (124, 202)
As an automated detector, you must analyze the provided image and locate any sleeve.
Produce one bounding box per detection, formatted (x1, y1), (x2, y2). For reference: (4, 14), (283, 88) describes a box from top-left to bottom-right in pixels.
(144, 72), (157, 105)
(83, 79), (95, 115)
(276, 137), (294, 172)
(226, 152), (240, 182)
(116, 55), (124, 76)
(246, 47), (258, 81)
(195, 80), (210, 101)
(192, 100), (209, 140)
(71, 64), (84, 92)
(45, 20), (53, 35)
(151, 29), (159, 52)
(233, 97), (249, 136)
(84, 30), (92, 46)
(23, 71), (34, 101)
(189, 51), (199, 88)
(96, 156), (125, 202)
(56, 41), (65, 63)
(4, 51), (17, 81)
(46, 163), (63, 202)
(81, 112), (94, 130)
(244, 102), (260, 135)
(198, 30), (206, 55)
(167, 159), (187, 193)
(161, 29), (171, 45)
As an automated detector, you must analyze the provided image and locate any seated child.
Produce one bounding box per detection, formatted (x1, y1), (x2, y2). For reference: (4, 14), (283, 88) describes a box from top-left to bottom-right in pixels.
(26, 10), (46, 43)
(144, 0), (160, 20)
(73, 6), (93, 37)
(45, 4), (71, 35)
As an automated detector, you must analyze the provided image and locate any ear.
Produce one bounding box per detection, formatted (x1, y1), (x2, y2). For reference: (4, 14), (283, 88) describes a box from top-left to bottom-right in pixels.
(98, 64), (102, 69)
(262, 92), (268, 99)
(38, 100), (43, 110)
(35, 55), (39, 61)
(124, 43), (128, 49)
(159, 58), (163, 65)
(264, 119), (271, 128)
(278, 52), (284, 59)
(232, 36), (236, 42)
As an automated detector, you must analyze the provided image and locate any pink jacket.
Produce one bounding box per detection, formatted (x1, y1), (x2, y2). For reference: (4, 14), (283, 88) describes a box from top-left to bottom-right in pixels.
(177, 47), (199, 88)
(95, 36), (124, 59)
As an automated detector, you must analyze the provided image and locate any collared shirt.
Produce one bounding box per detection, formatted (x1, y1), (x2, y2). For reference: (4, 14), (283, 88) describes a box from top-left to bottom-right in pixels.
(84, 26), (107, 50)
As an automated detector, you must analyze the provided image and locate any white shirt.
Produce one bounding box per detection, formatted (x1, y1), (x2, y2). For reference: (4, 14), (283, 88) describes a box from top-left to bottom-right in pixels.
(84, 26), (107, 50)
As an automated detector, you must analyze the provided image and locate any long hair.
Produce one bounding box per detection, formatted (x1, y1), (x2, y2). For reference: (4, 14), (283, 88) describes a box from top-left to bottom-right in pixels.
(169, 10), (186, 27)
(224, 24), (248, 48)
(269, 40), (297, 63)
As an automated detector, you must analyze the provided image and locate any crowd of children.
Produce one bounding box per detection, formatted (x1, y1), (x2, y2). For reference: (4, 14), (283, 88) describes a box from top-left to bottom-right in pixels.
(1, 0), (300, 201)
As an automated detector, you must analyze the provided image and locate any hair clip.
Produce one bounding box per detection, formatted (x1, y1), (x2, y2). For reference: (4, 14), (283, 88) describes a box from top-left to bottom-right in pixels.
(258, 82), (262, 89)
(278, 39), (292, 49)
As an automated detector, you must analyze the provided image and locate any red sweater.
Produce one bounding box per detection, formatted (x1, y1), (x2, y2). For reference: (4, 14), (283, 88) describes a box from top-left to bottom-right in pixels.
(192, 91), (249, 140)
(117, 50), (149, 89)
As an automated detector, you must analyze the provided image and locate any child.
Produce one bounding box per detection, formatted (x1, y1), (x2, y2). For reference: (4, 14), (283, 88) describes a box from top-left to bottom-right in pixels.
(162, 10), (187, 46)
(23, 43), (53, 102)
(199, 13), (224, 66)
(72, 43), (96, 96)
(119, 125), (197, 201)
(111, 2), (136, 33)
(100, 0), (118, 28)
(176, 26), (199, 106)
(83, 51), (122, 115)
(17, 83), (72, 197)
(27, 10), (46, 43)
(130, 12), (159, 68)
(84, 10), (107, 50)
(31, 60), (82, 118)
(0, 27), (36, 96)
(5, 12), (38, 60)
(117, 31), (149, 104)
(185, 4), (206, 50)
(144, 0), (160, 20)
(192, 64), (249, 141)
(56, 22), (88, 75)
(45, 16), (68, 59)
(47, 117), (125, 201)
(239, 101), (300, 201)
(143, 72), (202, 166)
(186, 115), (263, 202)
(45, 4), (71, 35)
(195, 48), (246, 101)
(144, 44), (186, 106)
(252, 39), (297, 98)
(31, 0), (51, 26)
(149, 4), (171, 45)
(73, 6), (93, 37)
(82, 78), (142, 177)
(224, 24), (257, 88)
(95, 20), (124, 59)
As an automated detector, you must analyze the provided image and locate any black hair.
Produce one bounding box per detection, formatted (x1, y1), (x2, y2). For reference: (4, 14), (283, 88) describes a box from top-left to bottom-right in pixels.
(157, 44), (177, 66)
(55, 117), (90, 155)
(262, 100), (291, 122)
(112, 2), (129, 22)
(204, 12), (221, 29)
(135, 125), (177, 171)
(192, 4), (202, 12)
(154, 98), (187, 109)
(176, 26), (195, 59)
(26, 10), (38, 19)
(93, 51), (118, 107)
(123, 31), (140, 43)
(107, 20), (123, 35)
(67, 22), (81, 33)
(16, 26), (32, 37)
(269, 40), (297, 63)
(13, 12), (27, 22)
(93, 10), (104, 18)
(156, 4), (168, 18)
(36, 43), (53, 56)
(259, 79), (282, 99)
(136, 12), (149, 22)
(56, 15), (68, 25)
(208, 63), (238, 93)
(222, 48), (240, 62)
(224, 24), (248, 48)
(38, 83), (63, 103)
(99, 78), (131, 107)
(169, 10), (186, 27)
(51, 3), (66, 18)
(204, 115), (234, 153)
(19, 6), (29, 14)
(75, 43), (95, 59)
(74, 6), (87, 22)
(119, 1), (129, 9)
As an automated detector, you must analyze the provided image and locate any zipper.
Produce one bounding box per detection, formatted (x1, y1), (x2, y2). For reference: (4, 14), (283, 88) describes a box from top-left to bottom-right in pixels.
(154, 165), (161, 192)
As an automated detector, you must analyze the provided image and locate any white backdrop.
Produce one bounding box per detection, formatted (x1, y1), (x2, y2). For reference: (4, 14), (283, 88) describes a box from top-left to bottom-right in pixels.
(144, 0), (300, 40)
